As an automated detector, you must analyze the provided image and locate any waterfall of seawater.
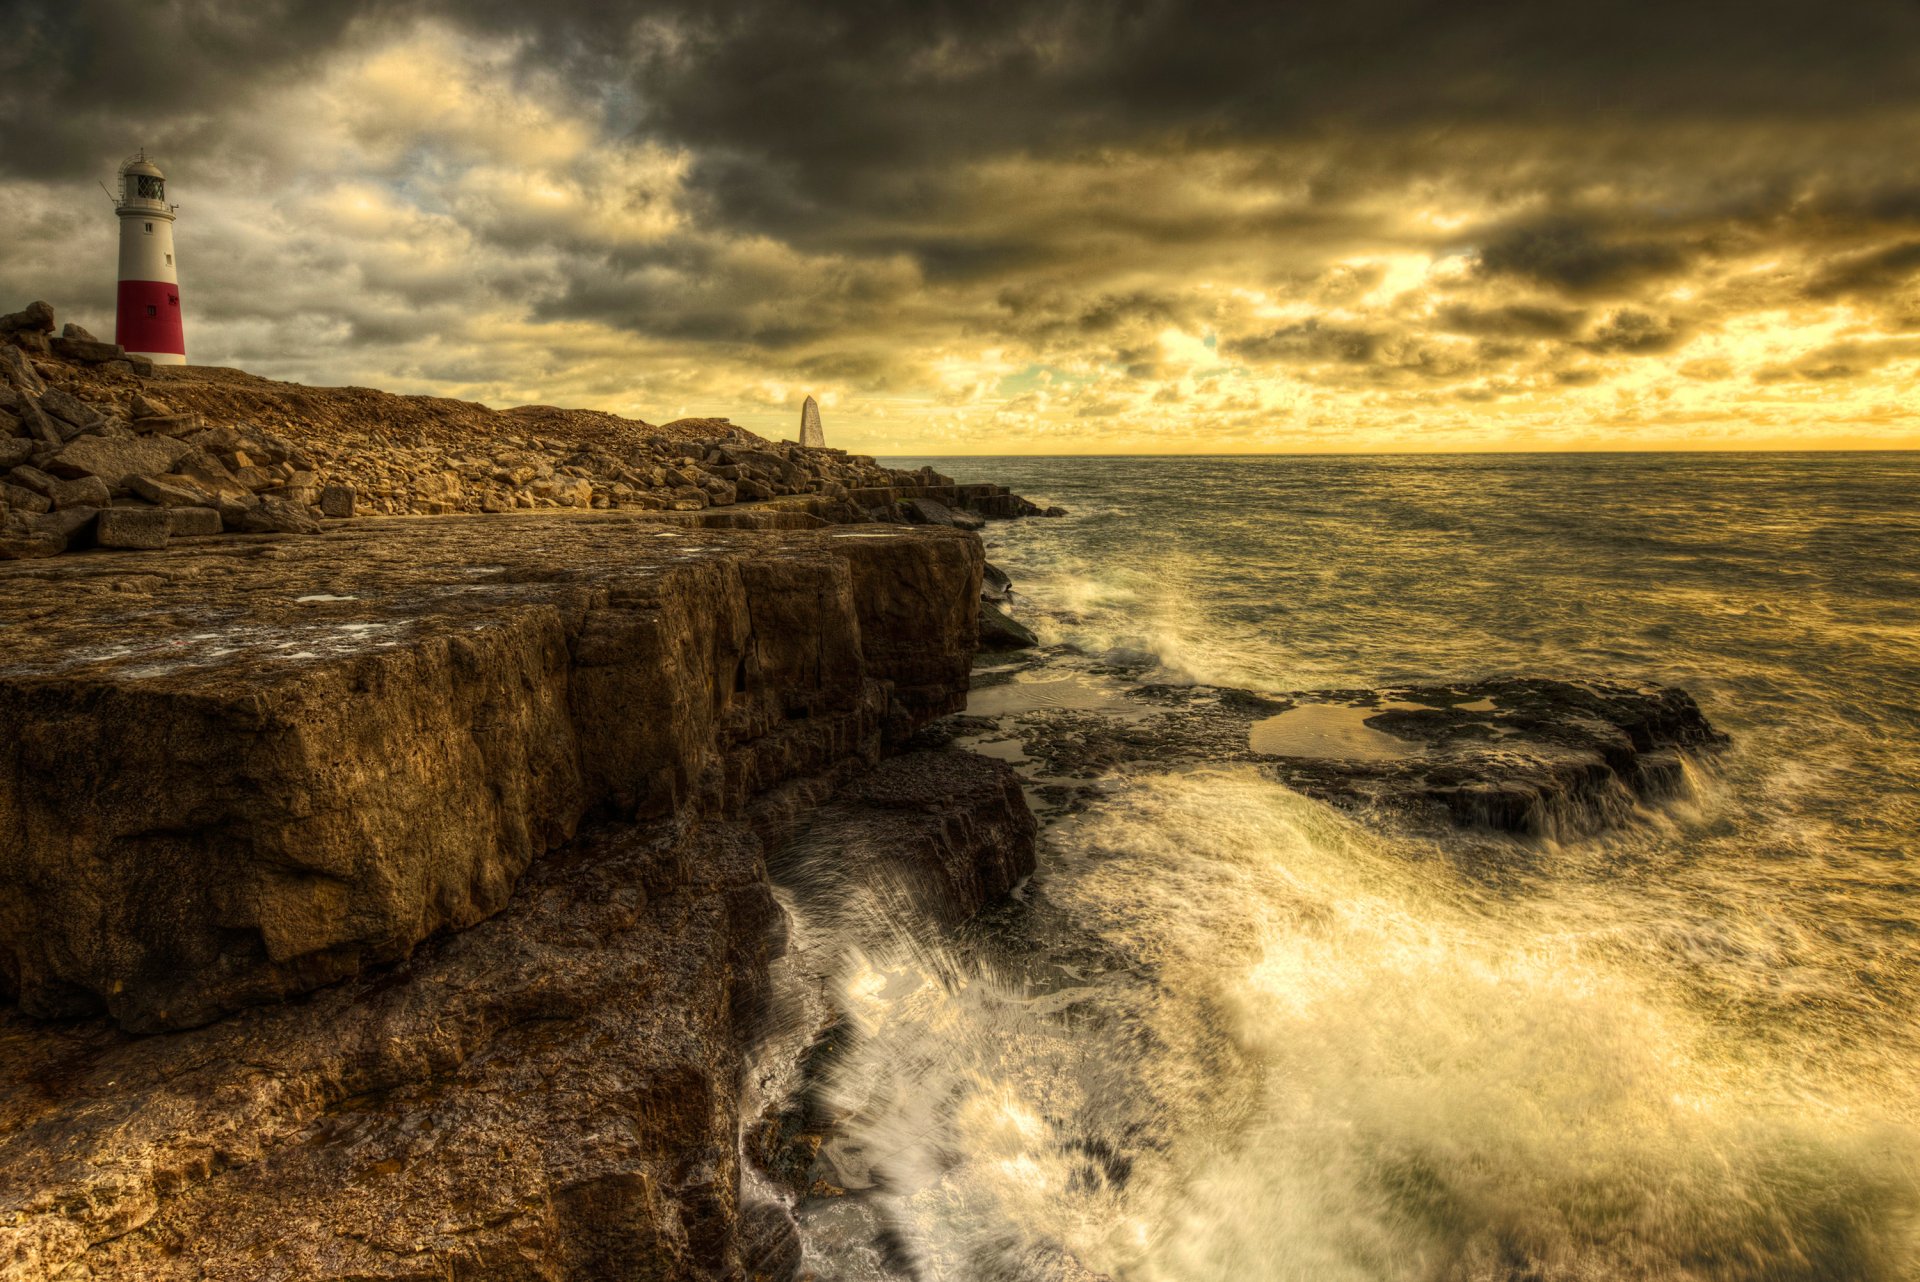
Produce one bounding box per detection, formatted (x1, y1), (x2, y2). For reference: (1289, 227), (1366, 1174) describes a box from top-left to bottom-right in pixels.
(762, 454), (1920, 1280)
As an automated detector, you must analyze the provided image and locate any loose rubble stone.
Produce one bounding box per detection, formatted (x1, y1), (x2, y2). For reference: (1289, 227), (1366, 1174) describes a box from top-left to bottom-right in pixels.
(8, 464), (55, 495)
(16, 397), (62, 445)
(36, 505), (100, 545)
(130, 472), (212, 506)
(50, 336), (127, 363)
(0, 482), (50, 513)
(37, 385), (104, 434)
(167, 505), (224, 536)
(130, 390), (175, 419)
(239, 494), (324, 534)
(0, 300), (55, 334)
(0, 515), (63, 558)
(0, 439), (31, 469)
(46, 474), (110, 509)
(61, 321), (98, 341)
(0, 345), (47, 394)
(50, 433), (190, 490)
(95, 505), (173, 549)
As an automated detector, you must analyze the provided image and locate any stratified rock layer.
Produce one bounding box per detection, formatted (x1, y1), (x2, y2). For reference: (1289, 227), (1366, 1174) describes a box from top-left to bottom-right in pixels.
(0, 513), (1039, 1282)
(0, 514), (982, 1032)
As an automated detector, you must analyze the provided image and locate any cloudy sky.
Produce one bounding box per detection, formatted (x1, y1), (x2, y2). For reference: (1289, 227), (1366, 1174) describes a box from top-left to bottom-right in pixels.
(5, 1), (1920, 453)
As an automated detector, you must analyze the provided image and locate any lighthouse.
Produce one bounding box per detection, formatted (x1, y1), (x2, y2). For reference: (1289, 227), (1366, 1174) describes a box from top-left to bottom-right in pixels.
(113, 153), (186, 365)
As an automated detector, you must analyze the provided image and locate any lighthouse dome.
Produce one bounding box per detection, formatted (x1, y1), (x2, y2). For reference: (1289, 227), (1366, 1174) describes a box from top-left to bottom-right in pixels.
(117, 153), (170, 211)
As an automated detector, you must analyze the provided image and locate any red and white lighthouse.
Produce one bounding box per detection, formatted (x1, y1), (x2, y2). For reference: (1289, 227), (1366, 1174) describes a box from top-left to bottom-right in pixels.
(113, 153), (186, 365)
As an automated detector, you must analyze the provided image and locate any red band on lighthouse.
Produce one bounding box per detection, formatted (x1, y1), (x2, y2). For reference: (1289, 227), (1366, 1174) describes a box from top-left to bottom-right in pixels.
(117, 280), (185, 358)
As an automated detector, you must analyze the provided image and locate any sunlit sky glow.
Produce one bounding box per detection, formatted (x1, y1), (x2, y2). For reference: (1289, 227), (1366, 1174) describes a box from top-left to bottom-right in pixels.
(5, 2), (1920, 453)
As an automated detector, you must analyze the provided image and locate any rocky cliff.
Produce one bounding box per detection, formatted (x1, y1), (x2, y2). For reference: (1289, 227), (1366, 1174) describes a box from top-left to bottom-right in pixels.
(0, 513), (1037, 1280)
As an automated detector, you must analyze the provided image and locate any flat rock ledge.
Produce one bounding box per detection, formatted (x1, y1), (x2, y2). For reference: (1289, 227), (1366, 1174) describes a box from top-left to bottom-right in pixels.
(947, 667), (1728, 841)
(0, 513), (1042, 1280)
(0, 512), (985, 1031)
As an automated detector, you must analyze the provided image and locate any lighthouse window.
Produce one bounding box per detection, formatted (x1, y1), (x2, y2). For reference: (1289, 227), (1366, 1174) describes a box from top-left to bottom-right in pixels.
(146, 305), (157, 318)
(165, 253), (172, 265)
(168, 294), (178, 306)
(144, 222), (153, 233)
(137, 176), (164, 200)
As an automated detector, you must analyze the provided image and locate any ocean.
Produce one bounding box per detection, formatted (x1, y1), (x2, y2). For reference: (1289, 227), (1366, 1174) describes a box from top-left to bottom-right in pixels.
(780, 453), (1920, 1281)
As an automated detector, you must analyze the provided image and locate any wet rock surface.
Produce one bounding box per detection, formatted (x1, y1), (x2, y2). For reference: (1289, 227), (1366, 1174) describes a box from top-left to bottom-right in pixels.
(942, 654), (1727, 839)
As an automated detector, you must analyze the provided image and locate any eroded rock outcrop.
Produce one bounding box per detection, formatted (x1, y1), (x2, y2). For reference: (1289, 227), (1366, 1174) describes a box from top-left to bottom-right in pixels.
(0, 514), (1040, 1280)
(0, 516), (982, 1032)
(947, 668), (1727, 840)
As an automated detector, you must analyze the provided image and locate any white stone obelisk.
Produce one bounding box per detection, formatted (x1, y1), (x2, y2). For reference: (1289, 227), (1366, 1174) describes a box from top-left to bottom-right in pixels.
(799, 395), (824, 448)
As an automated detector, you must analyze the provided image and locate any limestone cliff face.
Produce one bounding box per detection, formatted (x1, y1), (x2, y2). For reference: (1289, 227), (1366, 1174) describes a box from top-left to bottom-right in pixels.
(0, 516), (980, 1032)
(0, 514), (1033, 1281)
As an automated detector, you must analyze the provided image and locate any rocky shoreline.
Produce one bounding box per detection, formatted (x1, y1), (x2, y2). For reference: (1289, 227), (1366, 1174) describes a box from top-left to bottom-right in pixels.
(0, 301), (1733, 1280)
(0, 514), (1034, 1279)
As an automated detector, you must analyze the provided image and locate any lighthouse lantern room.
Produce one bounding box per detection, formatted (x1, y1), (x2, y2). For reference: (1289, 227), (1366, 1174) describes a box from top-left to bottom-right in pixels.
(114, 152), (186, 365)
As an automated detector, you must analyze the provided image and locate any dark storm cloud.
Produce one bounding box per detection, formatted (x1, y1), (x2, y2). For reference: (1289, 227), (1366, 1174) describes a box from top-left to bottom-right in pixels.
(1226, 321), (1384, 366)
(1804, 241), (1920, 300)
(8, 0), (1920, 447)
(1473, 221), (1693, 296)
(1434, 303), (1587, 339)
(17, 0), (1920, 201)
(0, 0), (384, 177)
(1580, 309), (1688, 354)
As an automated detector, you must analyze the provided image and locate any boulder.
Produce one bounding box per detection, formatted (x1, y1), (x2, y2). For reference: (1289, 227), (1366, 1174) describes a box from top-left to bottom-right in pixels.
(318, 483), (356, 518)
(0, 300), (55, 334)
(173, 449), (252, 498)
(902, 496), (958, 526)
(168, 506), (224, 537)
(50, 433), (190, 490)
(132, 390), (173, 419)
(0, 482), (50, 514)
(50, 336), (127, 364)
(16, 398), (62, 446)
(0, 513), (63, 558)
(132, 412), (200, 437)
(8, 464), (56, 495)
(214, 493), (261, 529)
(96, 506), (172, 549)
(37, 505), (100, 547)
(47, 474), (111, 510)
(0, 517), (983, 1037)
(0, 439), (32, 470)
(979, 599), (1040, 650)
(130, 473), (213, 507)
(61, 321), (98, 341)
(239, 495), (324, 534)
(982, 561), (1013, 601)
(0, 345), (47, 394)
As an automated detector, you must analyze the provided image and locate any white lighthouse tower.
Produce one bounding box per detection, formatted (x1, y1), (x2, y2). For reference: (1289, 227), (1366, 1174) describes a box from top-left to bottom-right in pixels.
(113, 152), (186, 365)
